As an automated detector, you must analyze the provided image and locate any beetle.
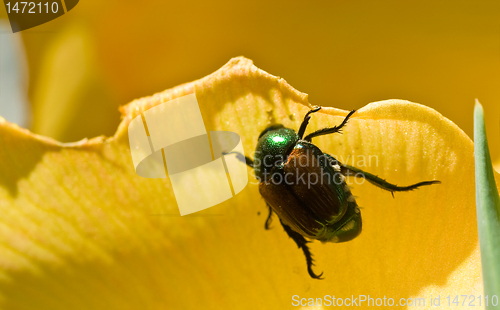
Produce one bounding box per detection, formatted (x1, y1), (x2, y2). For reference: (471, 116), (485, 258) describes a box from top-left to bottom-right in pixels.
(235, 107), (440, 279)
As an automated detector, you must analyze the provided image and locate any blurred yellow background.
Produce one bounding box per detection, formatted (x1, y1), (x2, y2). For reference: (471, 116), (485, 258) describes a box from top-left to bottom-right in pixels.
(2, 0), (499, 160)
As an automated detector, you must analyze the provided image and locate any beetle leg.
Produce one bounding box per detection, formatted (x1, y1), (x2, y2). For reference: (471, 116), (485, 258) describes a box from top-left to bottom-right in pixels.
(264, 203), (273, 230)
(223, 151), (254, 168)
(303, 110), (356, 142)
(340, 164), (441, 197)
(279, 219), (323, 280)
(297, 106), (322, 139)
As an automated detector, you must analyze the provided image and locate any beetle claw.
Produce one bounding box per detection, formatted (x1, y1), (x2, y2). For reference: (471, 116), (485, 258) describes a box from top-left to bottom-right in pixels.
(308, 268), (324, 280)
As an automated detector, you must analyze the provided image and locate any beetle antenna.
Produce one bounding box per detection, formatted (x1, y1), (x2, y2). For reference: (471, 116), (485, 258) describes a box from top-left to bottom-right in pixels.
(297, 106), (322, 140)
(304, 110), (356, 142)
(223, 151), (254, 168)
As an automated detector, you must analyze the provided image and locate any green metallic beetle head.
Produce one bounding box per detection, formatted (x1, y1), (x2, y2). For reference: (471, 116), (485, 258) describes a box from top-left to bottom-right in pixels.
(253, 126), (298, 181)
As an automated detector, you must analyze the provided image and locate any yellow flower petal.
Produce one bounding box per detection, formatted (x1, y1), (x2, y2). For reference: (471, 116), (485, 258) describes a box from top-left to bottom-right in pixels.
(0, 57), (497, 309)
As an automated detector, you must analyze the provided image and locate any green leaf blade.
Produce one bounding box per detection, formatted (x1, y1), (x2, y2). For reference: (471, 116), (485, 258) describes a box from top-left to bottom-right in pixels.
(474, 100), (500, 305)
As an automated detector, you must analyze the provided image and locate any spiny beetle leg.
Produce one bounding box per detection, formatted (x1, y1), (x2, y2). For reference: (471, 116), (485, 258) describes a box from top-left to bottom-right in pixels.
(304, 110), (356, 142)
(264, 203), (273, 230)
(279, 219), (323, 280)
(340, 164), (441, 197)
(297, 106), (322, 139)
